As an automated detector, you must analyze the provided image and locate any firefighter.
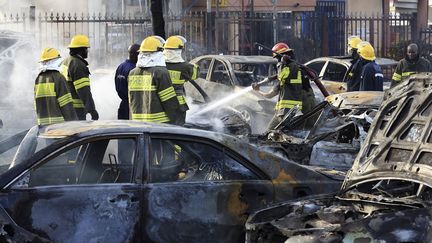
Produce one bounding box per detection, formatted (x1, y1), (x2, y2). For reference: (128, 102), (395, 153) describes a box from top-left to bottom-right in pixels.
(35, 48), (78, 125)
(392, 43), (432, 86)
(344, 36), (364, 91)
(163, 35), (198, 125)
(357, 41), (383, 91)
(115, 43), (140, 120)
(61, 34), (99, 120)
(252, 42), (315, 131)
(128, 36), (182, 125)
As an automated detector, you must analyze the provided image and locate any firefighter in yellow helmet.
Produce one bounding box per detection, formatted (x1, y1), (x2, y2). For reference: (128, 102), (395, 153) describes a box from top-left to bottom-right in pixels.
(128, 36), (182, 124)
(357, 41), (383, 91)
(35, 48), (78, 125)
(344, 36), (364, 91)
(163, 35), (198, 125)
(60, 34), (99, 120)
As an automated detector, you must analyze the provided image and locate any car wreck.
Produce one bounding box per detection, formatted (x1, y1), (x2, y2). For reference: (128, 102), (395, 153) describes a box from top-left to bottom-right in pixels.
(245, 74), (432, 242)
(247, 91), (383, 171)
(0, 121), (342, 242)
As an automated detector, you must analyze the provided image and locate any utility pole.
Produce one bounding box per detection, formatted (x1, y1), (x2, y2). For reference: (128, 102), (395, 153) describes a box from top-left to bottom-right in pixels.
(206, 0), (212, 53)
(151, 0), (166, 39)
(272, 0), (278, 43)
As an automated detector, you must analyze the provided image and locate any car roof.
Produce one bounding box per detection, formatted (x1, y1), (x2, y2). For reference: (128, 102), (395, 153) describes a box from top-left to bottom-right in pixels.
(306, 56), (398, 66)
(191, 55), (277, 64)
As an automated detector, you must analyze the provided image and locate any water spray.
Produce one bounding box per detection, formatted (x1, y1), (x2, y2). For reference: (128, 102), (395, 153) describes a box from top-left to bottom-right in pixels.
(192, 77), (273, 116)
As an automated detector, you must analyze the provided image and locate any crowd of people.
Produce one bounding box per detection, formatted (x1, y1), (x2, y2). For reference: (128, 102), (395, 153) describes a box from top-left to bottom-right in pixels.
(33, 34), (432, 133)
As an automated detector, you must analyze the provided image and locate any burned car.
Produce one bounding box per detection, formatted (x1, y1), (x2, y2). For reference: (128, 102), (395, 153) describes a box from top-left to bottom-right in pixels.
(248, 91), (383, 171)
(305, 56), (397, 94)
(0, 121), (342, 242)
(245, 74), (432, 242)
(185, 55), (278, 133)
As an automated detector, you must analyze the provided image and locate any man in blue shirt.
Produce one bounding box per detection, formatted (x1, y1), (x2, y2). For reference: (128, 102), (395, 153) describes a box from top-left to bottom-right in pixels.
(357, 41), (383, 91)
(115, 44), (140, 119)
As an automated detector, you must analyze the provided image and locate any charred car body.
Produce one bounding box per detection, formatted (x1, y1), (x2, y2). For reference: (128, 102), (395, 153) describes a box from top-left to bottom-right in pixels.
(246, 74), (432, 242)
(305, 56), (397, 94)
(185, 55), (278, 133)
(0, 121), (342, 242)
(248, 91), (383, 171)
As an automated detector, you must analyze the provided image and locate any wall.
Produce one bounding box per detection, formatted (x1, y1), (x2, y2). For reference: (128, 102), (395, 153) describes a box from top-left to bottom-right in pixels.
(347, 0), (383, 16)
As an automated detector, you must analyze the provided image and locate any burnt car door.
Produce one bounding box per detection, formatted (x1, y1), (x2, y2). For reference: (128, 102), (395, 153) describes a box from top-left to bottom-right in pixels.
(142, 134), (274, 242)
(0, 134), (145, 242)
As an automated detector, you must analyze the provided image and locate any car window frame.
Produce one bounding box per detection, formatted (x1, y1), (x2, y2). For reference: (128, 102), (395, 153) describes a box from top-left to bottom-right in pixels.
(6, 133), (146, 189)
(306, 60), (327, 77)
(144, 133), (270, 184)
(322, 61), (348, 82)
(195, 57), (214, 80)
(209, 58), (234, 86)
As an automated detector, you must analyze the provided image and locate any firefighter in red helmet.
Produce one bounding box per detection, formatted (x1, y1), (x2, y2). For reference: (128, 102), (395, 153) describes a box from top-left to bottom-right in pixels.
(252, 42), (315, 131)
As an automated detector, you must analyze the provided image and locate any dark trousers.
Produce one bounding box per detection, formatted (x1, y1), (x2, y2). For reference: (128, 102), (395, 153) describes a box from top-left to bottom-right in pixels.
(118, 100), (129, 120)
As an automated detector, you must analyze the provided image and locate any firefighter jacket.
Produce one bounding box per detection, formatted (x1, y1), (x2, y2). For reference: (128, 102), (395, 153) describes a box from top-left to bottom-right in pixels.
(345, 58), (364, 91)
(165, 62), (198, 113)
(274, 61), (304, 116)
(61, 55), (97, 120)
(128, 66), (182, 125)
(359, 61), (383, 91)
(34, 70), (78, 125)
(392, 57), (432, 85)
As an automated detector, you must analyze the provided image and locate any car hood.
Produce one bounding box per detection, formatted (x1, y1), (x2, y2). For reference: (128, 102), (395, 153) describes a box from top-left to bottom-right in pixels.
(342, 74), (432, 189)
(325, 91), (383, 110)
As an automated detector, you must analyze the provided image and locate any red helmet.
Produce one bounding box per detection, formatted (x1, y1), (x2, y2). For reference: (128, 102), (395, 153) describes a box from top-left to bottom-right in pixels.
(272, 42), (293, 57)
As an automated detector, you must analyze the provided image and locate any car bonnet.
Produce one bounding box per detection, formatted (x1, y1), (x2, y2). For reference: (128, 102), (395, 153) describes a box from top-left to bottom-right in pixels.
(342, 74), (432, 189)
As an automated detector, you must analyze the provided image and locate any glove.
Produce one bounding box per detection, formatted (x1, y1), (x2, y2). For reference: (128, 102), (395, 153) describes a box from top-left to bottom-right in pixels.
(89, 110), (99, 120)
(252, 82), (260, 91)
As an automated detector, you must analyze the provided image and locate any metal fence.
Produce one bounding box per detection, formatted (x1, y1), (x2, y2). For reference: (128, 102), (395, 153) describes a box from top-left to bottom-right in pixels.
(0, 9), (423, 65)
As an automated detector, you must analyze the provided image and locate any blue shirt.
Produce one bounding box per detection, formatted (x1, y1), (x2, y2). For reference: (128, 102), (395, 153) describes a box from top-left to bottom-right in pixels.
(360, 61), (383, 91)
(115, 59), (136, 101)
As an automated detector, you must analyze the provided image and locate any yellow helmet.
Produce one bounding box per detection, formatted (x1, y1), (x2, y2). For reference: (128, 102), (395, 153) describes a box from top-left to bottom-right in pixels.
(39, 47), (61, 62)
(347, 36), (362, 49)
(164, 35), (187, 49)
(357, 41), (376, 61)
(139, 36), (164, 52)
(68, 34), (90, 48)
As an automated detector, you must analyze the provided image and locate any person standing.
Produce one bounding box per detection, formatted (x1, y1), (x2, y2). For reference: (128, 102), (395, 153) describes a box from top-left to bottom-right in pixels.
(35, 47), (78, 125)
(115, 44), (140, 119)
(61, 34), (99, 120)
(392, 43), (432, 86)
(163, 35), (198, 125)
(357, 42), (384, 91)
(344, 36), (364, 91)
(252, 42), (315, 131)
(128, 36), (182, 125)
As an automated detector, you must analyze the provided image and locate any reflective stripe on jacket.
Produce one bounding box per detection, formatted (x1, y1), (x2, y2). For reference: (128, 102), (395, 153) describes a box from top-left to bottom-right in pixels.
(128, 66), (182, 124)
(166, 62), (199, 113)
(275, 62), (303, 115)
(34, 70), (78, 125)
(392, 57), (432, 84)
(60, 55), (96, 120)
